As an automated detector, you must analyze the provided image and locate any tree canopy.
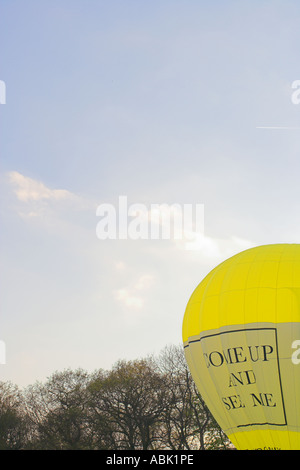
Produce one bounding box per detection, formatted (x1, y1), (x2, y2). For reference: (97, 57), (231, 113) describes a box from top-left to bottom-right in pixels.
(0, 345), (233, 450)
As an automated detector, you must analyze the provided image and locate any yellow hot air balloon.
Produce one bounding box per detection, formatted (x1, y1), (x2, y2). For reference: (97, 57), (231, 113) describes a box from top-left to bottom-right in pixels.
(182, 244), (300, 450)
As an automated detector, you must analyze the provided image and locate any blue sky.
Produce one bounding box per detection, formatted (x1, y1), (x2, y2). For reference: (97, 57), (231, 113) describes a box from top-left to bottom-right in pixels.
(1, 0), (300, 386)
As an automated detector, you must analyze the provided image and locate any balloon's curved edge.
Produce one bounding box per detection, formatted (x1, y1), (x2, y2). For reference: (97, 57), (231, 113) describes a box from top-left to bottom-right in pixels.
(182, 243), (300, 450)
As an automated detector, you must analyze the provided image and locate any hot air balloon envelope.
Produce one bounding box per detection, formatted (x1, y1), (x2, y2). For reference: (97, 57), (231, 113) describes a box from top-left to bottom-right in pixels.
(182, 244), (300, 450)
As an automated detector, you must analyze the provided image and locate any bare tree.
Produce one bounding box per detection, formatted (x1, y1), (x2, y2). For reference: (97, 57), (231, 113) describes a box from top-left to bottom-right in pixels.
(0, 345), (234, 450)
(25, 369), (91, 449)
(0, 381), (29, 449)
(156, 345), (232, 450)
(88, 359), (170, 450)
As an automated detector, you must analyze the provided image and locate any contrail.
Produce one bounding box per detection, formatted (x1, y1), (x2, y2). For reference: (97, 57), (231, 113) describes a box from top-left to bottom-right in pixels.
(256, 126), (300, 130)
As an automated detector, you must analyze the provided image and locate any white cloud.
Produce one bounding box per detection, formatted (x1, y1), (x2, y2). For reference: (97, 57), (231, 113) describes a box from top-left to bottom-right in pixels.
(6, 171), (93, 225)
(115, 261), (126, 271)
(115, 289), (144, 309)
(184, 233), (255, 259)
(114, 273), (155, 310)
(133, 274), (154, 291)
(8, 171), (75, 203)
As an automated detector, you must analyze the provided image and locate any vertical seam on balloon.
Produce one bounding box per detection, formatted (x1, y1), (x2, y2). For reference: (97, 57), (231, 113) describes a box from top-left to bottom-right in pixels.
(247, 249), (265, 448)
(273, 245), (288, 450)
(219, 258), (244, 444)
(289, 246), (298, 449)
(242, 253), (258, 449)
(242, 249), (263, 450)
(251, 247), (276, 449)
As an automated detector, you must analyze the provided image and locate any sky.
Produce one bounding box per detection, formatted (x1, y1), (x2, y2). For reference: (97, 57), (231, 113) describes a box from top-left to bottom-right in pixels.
(1, 0), (300, 387)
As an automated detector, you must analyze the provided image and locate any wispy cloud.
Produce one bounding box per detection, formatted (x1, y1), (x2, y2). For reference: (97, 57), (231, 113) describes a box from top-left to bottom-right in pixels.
(115, 289), (144, 309)
(8, 171), (76, 203)
(184, 233), (255, 259)
(6, 171), (92, 223)
(114, 274), (155, 310)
